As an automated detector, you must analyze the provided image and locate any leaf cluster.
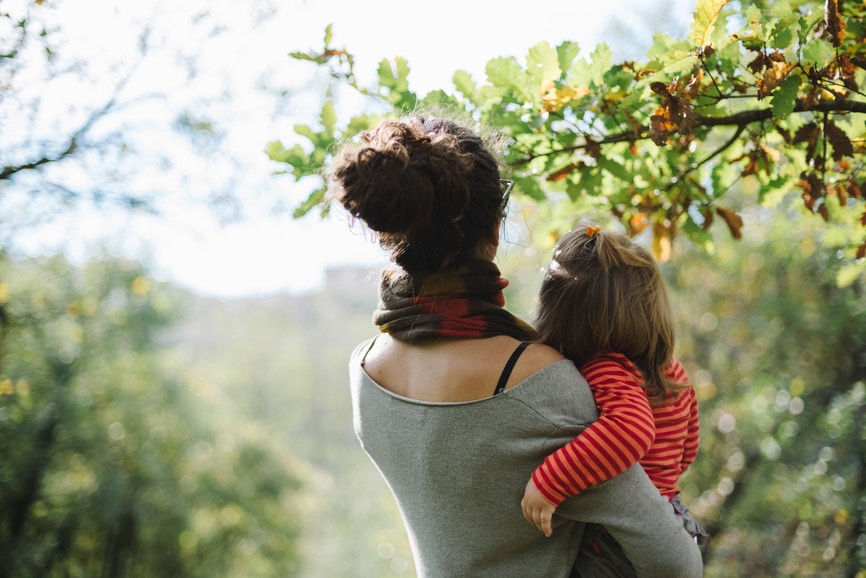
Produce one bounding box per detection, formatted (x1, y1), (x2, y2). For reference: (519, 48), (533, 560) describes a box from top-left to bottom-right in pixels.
(271, 0), (866, 279)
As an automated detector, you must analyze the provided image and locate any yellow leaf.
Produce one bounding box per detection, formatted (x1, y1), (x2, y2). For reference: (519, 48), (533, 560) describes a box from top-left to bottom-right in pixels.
(541, 85), (590, 113)
(652, 232), (672, 263)
(690, 0), (730, 49)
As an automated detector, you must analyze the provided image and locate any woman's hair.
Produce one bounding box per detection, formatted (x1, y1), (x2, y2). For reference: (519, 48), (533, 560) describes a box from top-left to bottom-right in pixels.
(535, 224), (688, 405)
(328, 115), (507, 272)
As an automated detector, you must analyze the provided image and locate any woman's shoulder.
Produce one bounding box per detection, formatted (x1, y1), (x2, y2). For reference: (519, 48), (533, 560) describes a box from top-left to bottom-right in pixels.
(508, 341), (570, 383)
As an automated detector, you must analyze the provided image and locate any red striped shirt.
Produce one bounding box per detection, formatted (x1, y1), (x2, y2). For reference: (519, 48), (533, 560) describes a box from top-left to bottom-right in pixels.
(532, 352), (699, 505)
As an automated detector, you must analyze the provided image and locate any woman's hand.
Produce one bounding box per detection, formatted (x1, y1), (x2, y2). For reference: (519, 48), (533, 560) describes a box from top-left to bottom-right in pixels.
(521, 479), (556, 537)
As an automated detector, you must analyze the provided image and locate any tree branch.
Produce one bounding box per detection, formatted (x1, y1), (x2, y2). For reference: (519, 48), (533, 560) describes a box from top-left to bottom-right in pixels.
(512, 99), (866, 168)
(0, 72), (128, 182)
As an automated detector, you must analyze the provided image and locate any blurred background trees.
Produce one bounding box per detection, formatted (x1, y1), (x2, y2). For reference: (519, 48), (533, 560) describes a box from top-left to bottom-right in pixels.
(0, 255), (306, 576)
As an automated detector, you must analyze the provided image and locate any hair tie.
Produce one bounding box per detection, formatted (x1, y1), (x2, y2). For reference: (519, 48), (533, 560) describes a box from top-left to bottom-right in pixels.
(585, 225), (601, 238)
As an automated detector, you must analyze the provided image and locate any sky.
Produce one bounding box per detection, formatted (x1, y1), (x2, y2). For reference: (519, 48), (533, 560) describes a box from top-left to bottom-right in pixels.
(10, 0), (692, 298)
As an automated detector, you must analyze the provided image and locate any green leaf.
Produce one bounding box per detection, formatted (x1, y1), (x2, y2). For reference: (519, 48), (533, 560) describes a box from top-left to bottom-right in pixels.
(588, 43), (613, 86)
(597, 157), (632, 183)
(556, 41), (581, 76)
(453, 70), (476, 97)
(526, 41), (562, 94)
(320, 100), (336, 134)
(771, 75), (801, 119)
(645, 33), (694, 71)
(264, 139), (287, 162)
(293, 186), (327, 219)
(690, 0), (730, 48)
(294, 124), (315, 141)
(802, 38), (834, 67)
(485, 56), (531, 101)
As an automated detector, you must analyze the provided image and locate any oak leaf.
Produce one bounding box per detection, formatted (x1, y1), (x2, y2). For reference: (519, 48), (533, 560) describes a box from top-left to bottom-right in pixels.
(824, 0), (845, 47)
(825, 120), (854, 161)
(757, 59), (796, 99)
(716, 207), (743, 239)
(541, 85), (590, 113)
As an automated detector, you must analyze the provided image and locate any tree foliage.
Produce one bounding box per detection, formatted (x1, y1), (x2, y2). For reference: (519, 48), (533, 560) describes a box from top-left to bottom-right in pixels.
(270, 0), (866, 282)
(0, 256), (305, 577)
(661, 203), (866, 577)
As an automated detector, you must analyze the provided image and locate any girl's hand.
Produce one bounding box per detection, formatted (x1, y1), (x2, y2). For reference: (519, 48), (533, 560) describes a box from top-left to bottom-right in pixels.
(521, 479), (556, 537)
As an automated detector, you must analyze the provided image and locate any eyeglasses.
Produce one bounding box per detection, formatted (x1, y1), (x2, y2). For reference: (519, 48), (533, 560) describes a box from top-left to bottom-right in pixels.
(499, 179), (514, 208)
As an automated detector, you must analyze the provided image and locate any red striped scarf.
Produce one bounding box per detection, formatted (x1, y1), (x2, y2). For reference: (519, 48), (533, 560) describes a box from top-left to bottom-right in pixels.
(373, 259), (539, 343)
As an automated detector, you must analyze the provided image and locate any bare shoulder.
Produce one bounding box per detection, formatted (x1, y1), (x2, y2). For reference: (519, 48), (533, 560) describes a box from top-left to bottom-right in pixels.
(522, 342), (567, 365)
(505, 341), (569, 390)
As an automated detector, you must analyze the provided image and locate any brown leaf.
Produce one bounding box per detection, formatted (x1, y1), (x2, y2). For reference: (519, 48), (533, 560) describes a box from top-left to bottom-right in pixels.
(624, 111), (644, 138)
(857, 241), (866, 260)
(650, 112), (672, 146)
(742, 153), (760, 176)
(684, 67), (704, 98)
(793, 122), (821, 162)
(831, 182), (848, 206)
(650, 81), (671, 96)
(825, 120), (854, 161)
(824, 0), (845, 47)
(716, 207), (743, 240)
(701, 208), (714, 231)
(757, 59), (796, 99)
(747, 51), (768, 75)
(800, 171), (826, 212)
(818, 202), (830, 222)
(838, 54), (857, 81)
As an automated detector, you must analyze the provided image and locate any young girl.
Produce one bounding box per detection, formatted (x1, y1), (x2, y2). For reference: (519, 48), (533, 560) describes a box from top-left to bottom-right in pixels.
(521, 223), (706, 543)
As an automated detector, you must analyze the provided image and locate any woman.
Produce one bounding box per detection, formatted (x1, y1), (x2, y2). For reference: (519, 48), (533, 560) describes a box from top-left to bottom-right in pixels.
(329, 114), (702, 577)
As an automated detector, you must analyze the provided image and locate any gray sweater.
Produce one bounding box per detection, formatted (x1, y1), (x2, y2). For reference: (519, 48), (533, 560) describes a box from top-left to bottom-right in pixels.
(350, 338), (703, 577)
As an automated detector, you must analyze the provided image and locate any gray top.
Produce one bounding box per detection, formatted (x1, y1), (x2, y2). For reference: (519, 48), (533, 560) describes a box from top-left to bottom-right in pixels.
(350, 338), (703, 578)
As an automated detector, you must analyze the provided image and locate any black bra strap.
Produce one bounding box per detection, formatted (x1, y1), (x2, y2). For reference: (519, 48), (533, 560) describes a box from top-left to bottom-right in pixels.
(494, 342), (531, 395)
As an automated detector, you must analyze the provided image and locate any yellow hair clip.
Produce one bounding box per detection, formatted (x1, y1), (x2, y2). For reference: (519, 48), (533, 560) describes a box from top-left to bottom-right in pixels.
(585, 225), (601, 238)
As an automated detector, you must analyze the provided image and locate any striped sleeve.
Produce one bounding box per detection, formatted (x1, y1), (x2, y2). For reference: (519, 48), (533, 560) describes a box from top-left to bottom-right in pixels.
(680, 388), (700, 474)
(531, 356), (655, 505)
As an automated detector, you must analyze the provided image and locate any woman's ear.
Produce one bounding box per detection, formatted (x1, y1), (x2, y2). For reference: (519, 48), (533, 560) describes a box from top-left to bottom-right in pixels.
(479, 224), (500, 260)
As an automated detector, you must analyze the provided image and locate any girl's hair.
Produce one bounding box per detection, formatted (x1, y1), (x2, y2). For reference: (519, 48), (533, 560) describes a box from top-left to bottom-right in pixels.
(328, 115), (507, 273)
(535, 224), (688, 405)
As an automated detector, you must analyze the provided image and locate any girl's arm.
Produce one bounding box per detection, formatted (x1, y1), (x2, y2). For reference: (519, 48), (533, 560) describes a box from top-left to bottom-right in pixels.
(680, 388), (700, 474)
(531, 357), (656, 505)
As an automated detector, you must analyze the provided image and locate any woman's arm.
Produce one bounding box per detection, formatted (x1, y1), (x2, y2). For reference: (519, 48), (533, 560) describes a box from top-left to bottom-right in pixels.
(555, 463), (703, 578)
